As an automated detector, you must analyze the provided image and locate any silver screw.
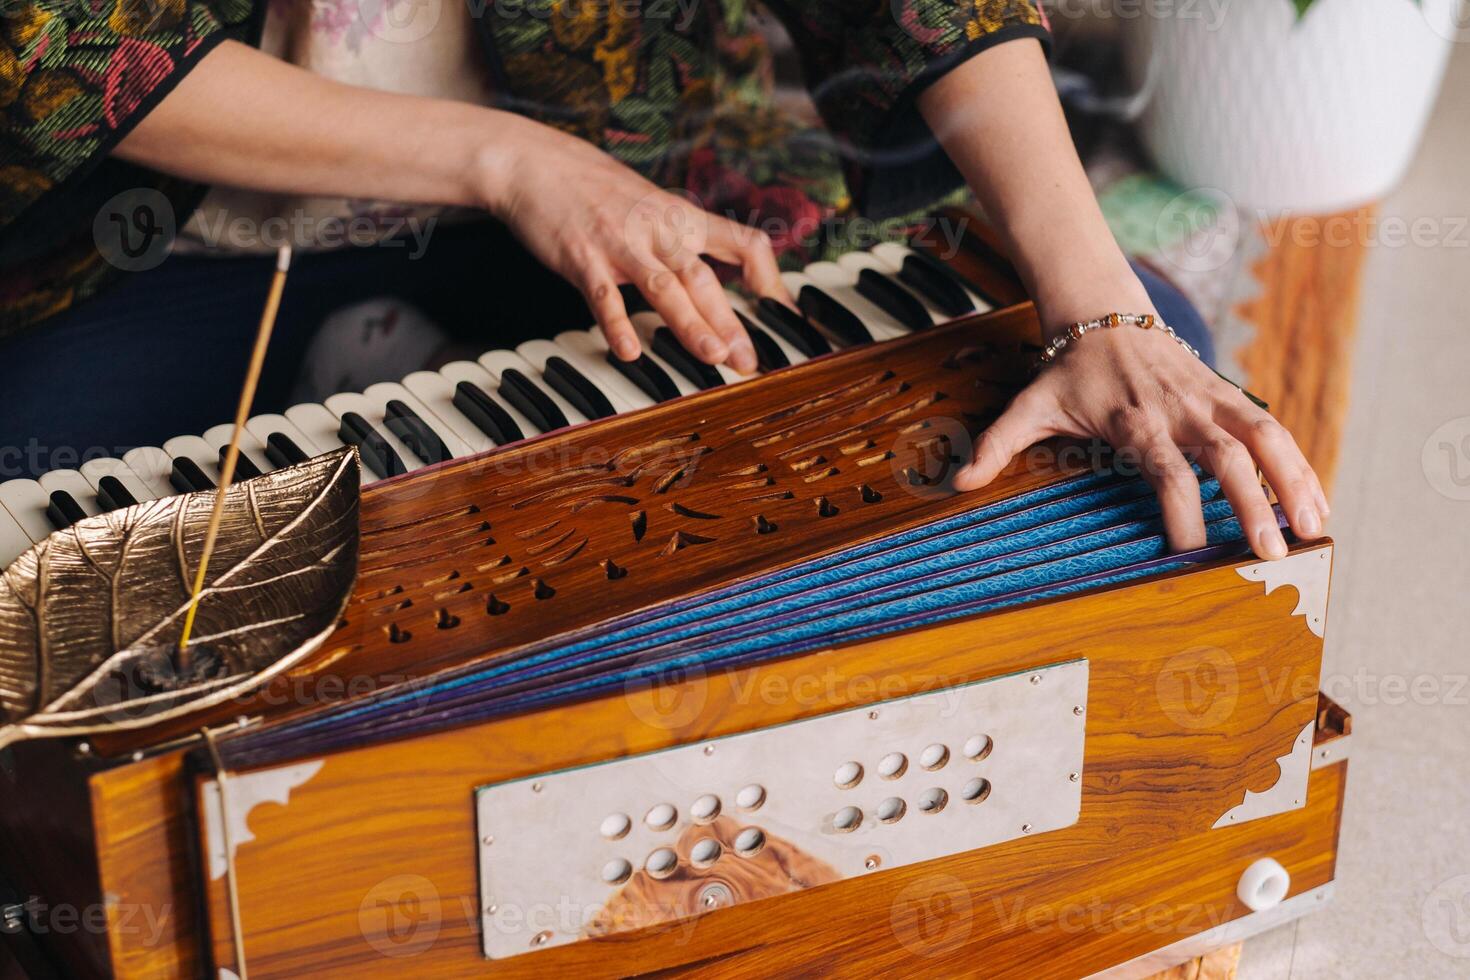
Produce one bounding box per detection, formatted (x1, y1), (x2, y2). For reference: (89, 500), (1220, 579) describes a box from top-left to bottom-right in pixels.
(1030, 675), (1042, 685)
(864, 855), (881, 870)
(1072, 705), (1084, 716)
(868, 710), (880, 720)
(699, 883), (733, 908)
(704, 745), (715, 756)
(483, 835), (494, 845)
(531, 930), (552, 947)
(486, 903), (498, 914)
(1068, 772), (1080, 782)
(531, 782), (543, 793)
(1021, 823), (1032, 833)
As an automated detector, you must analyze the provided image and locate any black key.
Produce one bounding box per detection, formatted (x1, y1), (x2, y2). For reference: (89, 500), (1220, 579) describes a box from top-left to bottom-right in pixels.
(542, 356), (617, 420)
(607, 353), (681, 403)
(170, 457), (215, 494)
(652, 327), (723, 390)
(797, 285), (872, 346)
(385, 400), (454, 465)
(498, 369), (569, 432)
(735, 312), (789, 371)
(218, 446), (263, 480)
(453, 381), (525, 445)
(856, 268), (932, 332)
(266, 432), (310, 468)
(338, 412), (406, 479)
(754, 297), (830, 357)
(907, 250), (1002, 309)
(95, 476), (137, 513)
(46, 490), (87, 530)
(897, 252), (974, 318)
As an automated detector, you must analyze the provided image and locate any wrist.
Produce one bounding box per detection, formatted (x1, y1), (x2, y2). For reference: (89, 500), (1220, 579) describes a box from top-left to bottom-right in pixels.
(1031, 268), (1156, 343)
(465, 110), (530, 218)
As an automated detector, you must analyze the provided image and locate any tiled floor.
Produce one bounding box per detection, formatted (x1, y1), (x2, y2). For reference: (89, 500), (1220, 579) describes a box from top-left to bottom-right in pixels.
(1238, 43), (1470, 980)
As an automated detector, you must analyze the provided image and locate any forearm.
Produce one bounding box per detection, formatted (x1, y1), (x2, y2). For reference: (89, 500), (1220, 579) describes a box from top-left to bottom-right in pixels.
(917, 39), (1151, 329)
(115, 40), (516, 213)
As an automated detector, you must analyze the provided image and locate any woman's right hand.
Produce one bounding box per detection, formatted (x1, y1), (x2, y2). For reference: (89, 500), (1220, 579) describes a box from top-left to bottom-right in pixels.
(478, 115), (791, 375)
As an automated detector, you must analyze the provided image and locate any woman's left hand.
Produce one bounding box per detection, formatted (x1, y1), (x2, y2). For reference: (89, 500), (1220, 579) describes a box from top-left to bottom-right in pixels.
(952, 290), (1330, 561)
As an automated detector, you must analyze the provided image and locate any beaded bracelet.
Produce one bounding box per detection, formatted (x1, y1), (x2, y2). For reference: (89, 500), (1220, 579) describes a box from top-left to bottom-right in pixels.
(1038, 312), (1201, 366)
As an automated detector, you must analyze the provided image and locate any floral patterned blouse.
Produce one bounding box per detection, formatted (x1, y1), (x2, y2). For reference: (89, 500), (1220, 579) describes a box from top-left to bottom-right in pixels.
(0, 0), (1046, 335)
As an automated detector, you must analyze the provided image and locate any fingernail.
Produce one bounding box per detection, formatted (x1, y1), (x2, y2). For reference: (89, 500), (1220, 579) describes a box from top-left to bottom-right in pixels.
(732, 340), (757, 374)
(700, 336), (727, 362)
(1296, 508), (1321, 537)
(1256, 528), (1288, 560)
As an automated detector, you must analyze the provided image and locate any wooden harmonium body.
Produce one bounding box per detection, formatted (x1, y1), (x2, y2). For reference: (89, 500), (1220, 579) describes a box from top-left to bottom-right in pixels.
(3, 305), (1348, 979)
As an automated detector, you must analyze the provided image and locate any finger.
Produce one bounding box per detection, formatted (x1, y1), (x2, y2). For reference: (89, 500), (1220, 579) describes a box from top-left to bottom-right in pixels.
(631, 254), (729, 366)
(706, 219), (793, 306)
(580, 264), (640, 361)
(1113, 419), (1207, 553)
(954, 386), (1060, 491)
(667, 248), (757, 374)
(1216, 402), (1326, 541)
(1188, 422), (1287, 560)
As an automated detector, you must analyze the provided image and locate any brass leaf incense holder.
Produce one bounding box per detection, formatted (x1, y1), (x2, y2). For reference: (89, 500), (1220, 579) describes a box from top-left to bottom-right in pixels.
(0, 449), (361, 750)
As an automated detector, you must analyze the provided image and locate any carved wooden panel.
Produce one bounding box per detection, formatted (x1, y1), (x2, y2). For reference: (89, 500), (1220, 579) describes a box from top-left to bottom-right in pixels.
(95, 309), (1083, 754)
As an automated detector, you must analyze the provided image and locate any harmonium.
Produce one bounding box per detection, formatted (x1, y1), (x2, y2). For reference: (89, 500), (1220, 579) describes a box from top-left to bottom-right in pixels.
(0, 216), (1349, 979)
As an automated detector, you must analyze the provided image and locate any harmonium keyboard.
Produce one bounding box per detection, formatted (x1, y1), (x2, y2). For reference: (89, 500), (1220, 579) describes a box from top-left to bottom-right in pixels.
(0, 220), (1349, 979)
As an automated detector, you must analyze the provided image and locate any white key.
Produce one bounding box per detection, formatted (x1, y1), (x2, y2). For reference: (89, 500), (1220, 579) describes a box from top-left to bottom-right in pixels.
(284, 404), (349, 455)
(203, 424), (274, 477)
(0, 498), (34, 567)
(163, 435), (224, 491)
(725, 294), (807, 366)
(552, 330), (657, 409)
(80, 457), (155, 508)
(478, 350), (589, 431)
(362, 381), (471, 464)
(38, 469), (103, 527)
(285, 403), (371, 483)
(438, 360), (538, 443)
(244, 413), (323, 467)
(870, 243), (994, 315)
(836, 251), (940, 329)
(121, 447), (177, 499)
(800, 261), (911, 339)
(630, 312), (743, 388)
(0, 479), (51, 544)
(520, 337), (639, 413)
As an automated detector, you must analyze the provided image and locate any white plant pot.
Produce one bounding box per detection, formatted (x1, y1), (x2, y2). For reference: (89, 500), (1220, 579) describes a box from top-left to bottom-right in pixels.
(1123, 0), (1462, 214)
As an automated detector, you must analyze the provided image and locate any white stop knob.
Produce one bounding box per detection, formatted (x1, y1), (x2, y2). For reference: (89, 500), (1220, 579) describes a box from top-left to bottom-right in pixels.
(1237, 857), (1290, 912)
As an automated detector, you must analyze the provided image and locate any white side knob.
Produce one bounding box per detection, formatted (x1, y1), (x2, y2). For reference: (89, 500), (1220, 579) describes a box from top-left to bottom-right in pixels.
(1237, 857), (1290, 912)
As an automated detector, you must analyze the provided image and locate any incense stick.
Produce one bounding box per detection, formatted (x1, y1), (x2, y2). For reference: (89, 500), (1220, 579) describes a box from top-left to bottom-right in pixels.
(178, 245), (293, 662)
